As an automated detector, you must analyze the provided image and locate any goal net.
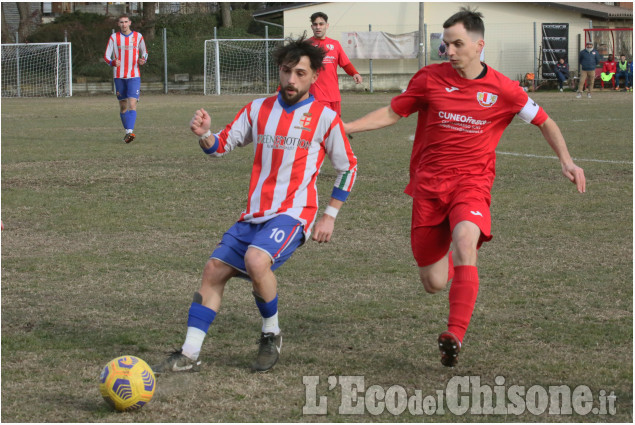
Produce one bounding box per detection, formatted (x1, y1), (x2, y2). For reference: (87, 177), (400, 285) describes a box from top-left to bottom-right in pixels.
(204, 38), (285, 95)
(1, 42), (72, 97)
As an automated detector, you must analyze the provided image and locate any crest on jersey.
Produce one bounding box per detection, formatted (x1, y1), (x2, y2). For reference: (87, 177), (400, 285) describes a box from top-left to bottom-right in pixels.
(295, 113), (313, 131)
(477, 91), (498, 107)
(326, 44), (335, 50)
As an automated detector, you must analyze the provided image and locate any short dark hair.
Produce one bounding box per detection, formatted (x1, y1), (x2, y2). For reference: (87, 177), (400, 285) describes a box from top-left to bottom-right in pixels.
(443, 7), (484, 38)
(118, 14), (131, 21)
(310, 12), (328, 23)
(274, 34), (325, 72)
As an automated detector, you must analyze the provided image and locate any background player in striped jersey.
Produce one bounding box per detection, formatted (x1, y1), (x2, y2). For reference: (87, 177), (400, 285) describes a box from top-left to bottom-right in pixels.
(344, 8), (586, 367)
(104, 15), (148, 144)
(153, 36), (357, 374)
(308, 12), (363, 116)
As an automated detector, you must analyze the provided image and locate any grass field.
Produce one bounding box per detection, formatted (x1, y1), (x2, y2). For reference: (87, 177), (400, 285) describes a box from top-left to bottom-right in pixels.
(1, 91), (632, 422)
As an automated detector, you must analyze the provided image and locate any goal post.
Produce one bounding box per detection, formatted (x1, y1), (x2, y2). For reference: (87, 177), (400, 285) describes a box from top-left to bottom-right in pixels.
(204, 38), (285, 95)
(1, 42), (73, 98)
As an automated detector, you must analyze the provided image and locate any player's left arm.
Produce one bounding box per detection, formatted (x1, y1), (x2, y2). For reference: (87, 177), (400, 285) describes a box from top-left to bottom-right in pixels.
(337, 41), (363, 84)
(312, 198), (345, 243)
(138, 35), (148, 65)
(516, 95), (586, 194)
(312, 117), (358, 243)
(538, 117), (586, 193)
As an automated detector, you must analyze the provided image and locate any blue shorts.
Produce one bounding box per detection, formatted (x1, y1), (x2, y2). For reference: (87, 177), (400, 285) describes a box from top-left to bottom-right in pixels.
(211, 214), (305, 279)
(114, 77), (141, 100)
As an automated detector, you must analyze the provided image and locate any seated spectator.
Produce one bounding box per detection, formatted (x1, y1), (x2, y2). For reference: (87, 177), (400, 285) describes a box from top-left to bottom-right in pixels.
(600, 54), (617, 89)
(554, 57), (569, 91)
(615, 54), (630, 91)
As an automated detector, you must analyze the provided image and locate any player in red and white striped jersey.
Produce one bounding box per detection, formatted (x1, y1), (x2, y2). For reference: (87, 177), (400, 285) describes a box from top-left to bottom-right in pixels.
(344, 8), (586, 368)
(153, 37), (357, 374)
(104, 15), (148, 143)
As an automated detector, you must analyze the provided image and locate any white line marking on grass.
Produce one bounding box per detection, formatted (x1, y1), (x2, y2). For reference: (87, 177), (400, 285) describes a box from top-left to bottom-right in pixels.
(496, 151), (632, 165)
(407, 135), (632, 164)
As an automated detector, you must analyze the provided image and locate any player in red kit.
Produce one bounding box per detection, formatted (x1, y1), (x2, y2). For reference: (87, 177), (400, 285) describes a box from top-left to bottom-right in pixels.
(309, 12), (363, 116)
(344, 8), (586, 367)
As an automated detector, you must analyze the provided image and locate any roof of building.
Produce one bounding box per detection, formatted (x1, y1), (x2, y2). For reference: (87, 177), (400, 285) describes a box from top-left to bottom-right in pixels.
(252, 2), (633, 22)
(546, 2), (632, 20)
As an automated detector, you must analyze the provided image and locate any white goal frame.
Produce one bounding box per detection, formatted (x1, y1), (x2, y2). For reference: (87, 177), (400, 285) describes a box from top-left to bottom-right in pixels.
(1, 42), (73, 98)
(204, 37), (285, 95)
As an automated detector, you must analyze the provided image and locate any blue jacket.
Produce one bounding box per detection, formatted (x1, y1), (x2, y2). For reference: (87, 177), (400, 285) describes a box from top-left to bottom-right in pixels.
(555, 62), (569, 75)
(579, 49), (600, 71)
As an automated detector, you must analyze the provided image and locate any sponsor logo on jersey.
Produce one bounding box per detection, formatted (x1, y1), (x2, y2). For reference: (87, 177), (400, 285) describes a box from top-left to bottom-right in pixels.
(445, 86), (459, 92)
(257, 134), (312, 150)
(438, 111), (489, 126)
(477, 91), (498, 107)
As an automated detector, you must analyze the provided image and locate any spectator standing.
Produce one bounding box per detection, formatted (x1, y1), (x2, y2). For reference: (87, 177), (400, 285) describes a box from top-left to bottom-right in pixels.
(576, 42), (600, 99)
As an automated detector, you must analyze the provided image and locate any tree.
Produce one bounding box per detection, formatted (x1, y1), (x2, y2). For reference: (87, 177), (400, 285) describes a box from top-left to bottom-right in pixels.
(142, 2), (156, 41)
(1, 10), (12, 43)
(221, 2), (232, 28)
(17, 2), (32, 42)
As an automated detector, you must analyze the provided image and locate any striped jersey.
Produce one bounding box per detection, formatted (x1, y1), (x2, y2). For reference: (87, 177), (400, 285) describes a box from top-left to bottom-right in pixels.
(205, 93), (357, 239)
(104, 31), (148, 79)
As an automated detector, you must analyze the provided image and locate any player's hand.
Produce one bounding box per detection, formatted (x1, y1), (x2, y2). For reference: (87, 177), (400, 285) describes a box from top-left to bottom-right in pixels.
(353, 74), (363, 84)
(562, 162), (586, 193)
(312, 214), (335, 243)
(113, 59), (121, 67)
(190, 108), (212, 137)
(138, 58), (146, 66)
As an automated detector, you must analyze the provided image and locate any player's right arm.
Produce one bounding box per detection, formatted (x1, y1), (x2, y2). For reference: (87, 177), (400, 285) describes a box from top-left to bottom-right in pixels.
(343, 105), (401, 134)
(191, 104), (254, 157)
(103, 36), (119, 67)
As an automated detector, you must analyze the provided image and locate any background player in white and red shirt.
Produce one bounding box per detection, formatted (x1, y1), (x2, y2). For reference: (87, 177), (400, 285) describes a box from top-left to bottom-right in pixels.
(344, 8), (586, 367)
(153, 37), (357, 374)
(309, 11), (363, 116)
(104, 15), (148, 143)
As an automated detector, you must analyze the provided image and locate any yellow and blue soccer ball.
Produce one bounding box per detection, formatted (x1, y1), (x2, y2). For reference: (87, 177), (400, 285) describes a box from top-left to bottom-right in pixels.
(99, 355), (156, 411)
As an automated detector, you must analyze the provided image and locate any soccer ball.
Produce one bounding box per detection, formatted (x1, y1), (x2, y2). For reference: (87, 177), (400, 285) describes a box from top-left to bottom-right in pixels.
(99, 355), (156, 411)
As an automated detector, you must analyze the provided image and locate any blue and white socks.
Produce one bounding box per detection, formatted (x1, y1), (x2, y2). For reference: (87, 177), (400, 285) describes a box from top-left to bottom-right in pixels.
(181, 302), (216, 361)
(254, 293), (280, 335)
(181, 292), (280, 361)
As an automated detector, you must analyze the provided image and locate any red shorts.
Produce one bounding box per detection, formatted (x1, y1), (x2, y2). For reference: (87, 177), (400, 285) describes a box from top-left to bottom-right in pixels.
(411, 188), (493, 267)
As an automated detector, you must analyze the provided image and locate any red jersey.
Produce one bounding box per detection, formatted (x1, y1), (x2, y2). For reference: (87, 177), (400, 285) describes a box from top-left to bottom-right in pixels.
(602, 60), (617, 74)
(391, 62), (548, 199)
(309, 37), (352, 102)
(104, 31), (148, 79)
(206, 94), (357, 239)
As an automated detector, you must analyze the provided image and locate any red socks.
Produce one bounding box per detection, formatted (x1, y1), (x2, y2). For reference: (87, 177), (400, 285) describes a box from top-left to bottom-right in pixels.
(447, 251), (455, 282)
(447, 265), (479, 343)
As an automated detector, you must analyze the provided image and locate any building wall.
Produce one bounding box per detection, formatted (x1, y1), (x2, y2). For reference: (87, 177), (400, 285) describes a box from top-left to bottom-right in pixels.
(284, 2), (630, 90)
